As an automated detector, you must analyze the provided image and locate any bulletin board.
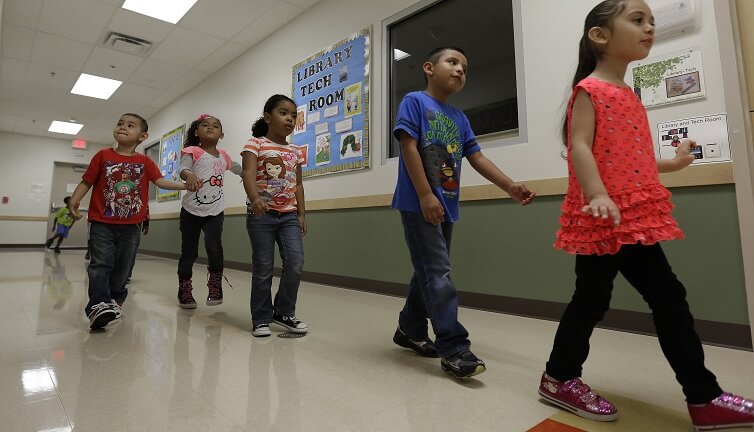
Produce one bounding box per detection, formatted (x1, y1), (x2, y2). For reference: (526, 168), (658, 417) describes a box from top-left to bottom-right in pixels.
(156, 125), (184, 202)
(291, 27), (370, 177)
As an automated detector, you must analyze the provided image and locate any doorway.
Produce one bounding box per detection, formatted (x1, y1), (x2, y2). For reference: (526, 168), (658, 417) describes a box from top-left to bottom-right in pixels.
(47, 162), (90, 249)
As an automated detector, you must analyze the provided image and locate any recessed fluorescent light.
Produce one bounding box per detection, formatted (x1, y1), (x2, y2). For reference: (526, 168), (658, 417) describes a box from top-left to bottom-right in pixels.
(49, 121), (84, 135)
(122, 0), (199, 24)
(394, 49), (411, 61)
(71, 73), (122, 100)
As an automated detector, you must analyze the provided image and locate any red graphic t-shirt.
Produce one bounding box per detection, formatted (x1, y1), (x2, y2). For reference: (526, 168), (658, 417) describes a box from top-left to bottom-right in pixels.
(554, 77), (683, 255)
(82, 148), (162, 224)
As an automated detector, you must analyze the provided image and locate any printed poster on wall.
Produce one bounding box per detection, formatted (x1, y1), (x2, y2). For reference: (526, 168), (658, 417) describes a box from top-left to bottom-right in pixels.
(291, 27), (370, 177)
(156, 125), (184, 202)
(631, 47), (706, 109)
(656, 114), (730, 164)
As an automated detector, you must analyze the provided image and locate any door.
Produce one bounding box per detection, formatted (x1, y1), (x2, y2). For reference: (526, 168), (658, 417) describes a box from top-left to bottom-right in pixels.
(47, 162), (90, 249)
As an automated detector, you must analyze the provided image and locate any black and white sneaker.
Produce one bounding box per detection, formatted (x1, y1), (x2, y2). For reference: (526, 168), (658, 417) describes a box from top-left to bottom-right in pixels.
(110, 300), (122, 320)
(441, 349), (486, 379)
(252, 323), (271, 337)
(88, 302), (117, 330)
(393, 327), (439, 358)
(273, 314), (308, 333)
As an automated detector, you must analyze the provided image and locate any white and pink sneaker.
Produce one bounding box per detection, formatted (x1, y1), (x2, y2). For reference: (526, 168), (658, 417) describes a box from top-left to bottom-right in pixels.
(688, 392), (754, 431)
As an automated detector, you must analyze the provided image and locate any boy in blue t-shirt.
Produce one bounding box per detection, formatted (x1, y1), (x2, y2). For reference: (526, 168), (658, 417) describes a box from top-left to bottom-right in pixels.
(391, 47), (535, 379)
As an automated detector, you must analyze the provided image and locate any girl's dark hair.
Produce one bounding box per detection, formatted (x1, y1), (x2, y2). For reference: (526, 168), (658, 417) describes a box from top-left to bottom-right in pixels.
(251, 94), (296, 138)
(562, 0), (627, 145)
(185, 115), (222, 147)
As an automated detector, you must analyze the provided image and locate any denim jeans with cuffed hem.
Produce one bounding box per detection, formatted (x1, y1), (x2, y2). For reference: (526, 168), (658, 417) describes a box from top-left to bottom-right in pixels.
(398, 210), (470, 357)
(85, 222), (140, 315)
(246, 212), (304, 326)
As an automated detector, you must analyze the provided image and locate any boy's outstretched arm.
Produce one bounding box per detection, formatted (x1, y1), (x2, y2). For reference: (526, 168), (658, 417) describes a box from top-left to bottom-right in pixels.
(398, 131), (444, 224)
(467, 152), (535, 205)
(69, 181), (92, 220)
(154, 178), (187, 191)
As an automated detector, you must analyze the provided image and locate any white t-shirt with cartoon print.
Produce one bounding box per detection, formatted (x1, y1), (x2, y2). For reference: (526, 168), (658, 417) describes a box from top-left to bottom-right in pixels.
(180, 147), (241, 217)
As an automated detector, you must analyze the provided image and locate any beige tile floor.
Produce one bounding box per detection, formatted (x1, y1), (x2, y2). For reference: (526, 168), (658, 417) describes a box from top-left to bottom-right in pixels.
(2, 250), (753, 432)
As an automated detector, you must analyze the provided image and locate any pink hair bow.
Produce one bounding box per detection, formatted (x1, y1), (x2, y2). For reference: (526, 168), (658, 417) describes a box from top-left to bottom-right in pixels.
(197, 113), (212, 121)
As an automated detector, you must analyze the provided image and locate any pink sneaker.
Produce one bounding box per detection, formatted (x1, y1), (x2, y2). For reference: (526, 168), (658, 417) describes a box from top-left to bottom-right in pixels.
(688, 392), (754, 431)
(538, 372), (618, 421)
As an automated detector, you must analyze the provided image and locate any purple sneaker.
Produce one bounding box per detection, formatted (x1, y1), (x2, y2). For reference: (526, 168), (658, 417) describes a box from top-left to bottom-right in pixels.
(538, 372), (618, 421)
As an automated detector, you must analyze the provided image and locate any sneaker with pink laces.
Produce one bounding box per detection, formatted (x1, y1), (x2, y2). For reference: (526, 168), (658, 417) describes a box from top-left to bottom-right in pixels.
(538, 372), (618, 421)
(688, 392), (754, 431)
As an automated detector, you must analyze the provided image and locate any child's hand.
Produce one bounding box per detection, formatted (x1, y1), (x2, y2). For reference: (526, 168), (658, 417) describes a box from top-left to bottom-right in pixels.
(420, 192), (444, 225)
(185, 172), (203, 192)
(69, 200), (83, 221)
(250, 197), (268, 215)
(508, 183), (535, 205)
(673, 139), (697, 169)
(582, 194), (620, 226)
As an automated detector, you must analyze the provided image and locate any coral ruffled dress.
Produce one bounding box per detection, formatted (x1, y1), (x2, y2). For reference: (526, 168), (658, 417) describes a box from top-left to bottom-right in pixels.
(554, 77), (684, 255)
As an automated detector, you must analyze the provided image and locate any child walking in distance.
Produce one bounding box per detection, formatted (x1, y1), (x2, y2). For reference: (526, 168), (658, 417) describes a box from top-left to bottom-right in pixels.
(241, 95), (308, 338)
(177, 114), (242, 309)
(392, 47), (534, 379)
(539, 1), (754, 429)
(69, 113), (192, 330)
(46, 196), (75, 253)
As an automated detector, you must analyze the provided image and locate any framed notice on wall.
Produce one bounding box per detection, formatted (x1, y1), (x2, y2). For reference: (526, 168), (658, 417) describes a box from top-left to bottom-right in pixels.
(156, 125), (184, 202)
(291, 27), (370, 177)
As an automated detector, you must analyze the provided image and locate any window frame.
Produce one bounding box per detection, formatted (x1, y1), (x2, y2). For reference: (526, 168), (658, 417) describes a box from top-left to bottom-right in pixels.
(381, 0), (528, 163)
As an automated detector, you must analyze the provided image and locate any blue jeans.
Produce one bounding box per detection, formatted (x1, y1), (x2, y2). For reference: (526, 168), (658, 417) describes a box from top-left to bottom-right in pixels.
(246, 212), (304, 326)
(398, 211), (470, 357)
(85, 222), (141, 315)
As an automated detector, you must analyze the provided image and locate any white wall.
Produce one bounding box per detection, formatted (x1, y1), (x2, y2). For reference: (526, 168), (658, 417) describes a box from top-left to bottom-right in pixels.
(0, 131), (109, 244)
(140, 0), (749, 216)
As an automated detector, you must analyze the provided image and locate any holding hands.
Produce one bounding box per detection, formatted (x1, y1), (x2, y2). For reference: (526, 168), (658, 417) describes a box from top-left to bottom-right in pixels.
(183, 171), (204, 192)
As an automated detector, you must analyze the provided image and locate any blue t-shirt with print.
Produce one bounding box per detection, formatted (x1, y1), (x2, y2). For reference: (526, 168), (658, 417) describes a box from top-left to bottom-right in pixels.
(391, 91), (480, 222)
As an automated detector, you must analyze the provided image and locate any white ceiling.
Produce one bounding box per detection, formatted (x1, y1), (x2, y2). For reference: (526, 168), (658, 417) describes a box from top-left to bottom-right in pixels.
(0, 0), (320, 145)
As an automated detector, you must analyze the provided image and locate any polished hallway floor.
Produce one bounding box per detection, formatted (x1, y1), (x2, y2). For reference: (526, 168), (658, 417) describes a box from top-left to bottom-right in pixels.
(2, 250), (753, 432)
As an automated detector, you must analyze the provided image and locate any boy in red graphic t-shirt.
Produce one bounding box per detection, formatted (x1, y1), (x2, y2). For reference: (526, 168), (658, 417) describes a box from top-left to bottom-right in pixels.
(69, 113), (195, 330)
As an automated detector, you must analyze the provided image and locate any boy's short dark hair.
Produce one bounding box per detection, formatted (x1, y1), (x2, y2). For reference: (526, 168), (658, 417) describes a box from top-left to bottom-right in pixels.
(63, 196), (71, 205)
(423, 46), (466, 84)
(426, 46), (466, 65)
(122, 113), (149, 132)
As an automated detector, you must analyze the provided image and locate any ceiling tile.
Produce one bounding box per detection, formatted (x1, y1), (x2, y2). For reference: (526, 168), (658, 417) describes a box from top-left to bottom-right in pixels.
(1, 0), (43, 29)
(231, 1), (302, 47)
(108, 82), (160, 108)
(149, 70), (208, 107)
(108, 8), (176, 45)
(2, 25), (36, 61)
(31, 32), (94, 71)
(37, 0), (116, 44)
(0, 114), (19, 131)
(62, 94), (106, 121)
(82, 47), (145, 81)
(283, 0), (320, 8)
(128, 59), (189, 89)
(0, 98), (20, 115)
(149, 27), (225, 68)
(0, 58), (29, 83)
(178, 0), (275, 40)
(25, 62), (80, 92)
(194, 42), (247, 73)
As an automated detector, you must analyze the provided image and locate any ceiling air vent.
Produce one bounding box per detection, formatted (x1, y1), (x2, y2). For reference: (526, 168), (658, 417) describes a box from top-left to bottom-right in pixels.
(102, 31), (153, 56)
